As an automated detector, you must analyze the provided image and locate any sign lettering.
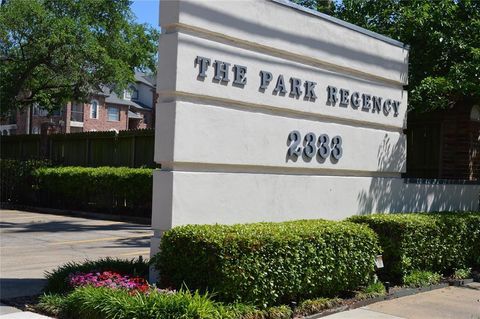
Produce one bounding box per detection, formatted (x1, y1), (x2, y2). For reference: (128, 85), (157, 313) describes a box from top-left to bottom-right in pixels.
(194, 56), (401, 117)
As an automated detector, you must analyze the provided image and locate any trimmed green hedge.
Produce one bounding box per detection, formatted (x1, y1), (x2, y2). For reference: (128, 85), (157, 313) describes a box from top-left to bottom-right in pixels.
(154, 220), (380, 307)
(0, 159), (50, 203)
(33, 166), (152, 216)
(348, 212), (480, 283)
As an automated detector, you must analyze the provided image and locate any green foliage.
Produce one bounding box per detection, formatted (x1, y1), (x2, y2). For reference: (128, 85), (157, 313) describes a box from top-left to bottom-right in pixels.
(453, 268), (471, 280)
(36, 293), (68, 318)
(154, 219), (380, 307)
(33, 166), (152, 213)
(294, 297), (342, 317)
(403, 270), (442, 288)
(40, 287), (235, 319)
(291, 0), (335, 14)
(38, 288), (297, 319)
(45, 257), (149, 294)
(334, 0), (480, 111)
(0, 159), (50, 203)
(0, 0), (159, 116)
(348, 212), (480, 283)
(230, 305), (292, 319)
(355, 281), (386, 300)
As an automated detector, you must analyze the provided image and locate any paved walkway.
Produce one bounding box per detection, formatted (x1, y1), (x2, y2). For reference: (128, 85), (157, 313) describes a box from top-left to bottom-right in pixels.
(0, 209), (152, 301)
(323, 283), (480, 319)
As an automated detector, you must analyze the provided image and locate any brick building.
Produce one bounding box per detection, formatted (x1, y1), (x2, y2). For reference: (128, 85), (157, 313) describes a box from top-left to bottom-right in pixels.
(0, 72), (156, 135)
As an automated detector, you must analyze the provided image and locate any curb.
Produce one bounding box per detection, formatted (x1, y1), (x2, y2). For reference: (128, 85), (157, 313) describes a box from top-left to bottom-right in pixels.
(0, 203), (150, 225)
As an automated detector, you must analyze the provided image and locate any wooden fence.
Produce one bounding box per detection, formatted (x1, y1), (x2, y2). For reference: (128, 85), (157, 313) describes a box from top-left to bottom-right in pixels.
(0, 129), (156, 168)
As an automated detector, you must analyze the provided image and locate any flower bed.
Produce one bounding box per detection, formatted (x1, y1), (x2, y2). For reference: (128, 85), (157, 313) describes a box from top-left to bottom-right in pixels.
(68, 271), (150, 293)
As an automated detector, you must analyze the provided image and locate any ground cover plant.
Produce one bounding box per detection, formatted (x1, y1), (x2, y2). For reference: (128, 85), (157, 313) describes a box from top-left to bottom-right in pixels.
(40, 257), (299, 319)
(452, 268), (471, 280)
(354, 281), (386, 300)
(154, 219), (380, 307)
(348, 212), (480, 283)
(402, 270), (442, 288)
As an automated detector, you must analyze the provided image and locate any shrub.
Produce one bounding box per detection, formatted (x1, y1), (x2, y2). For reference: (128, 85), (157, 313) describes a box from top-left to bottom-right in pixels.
(33, 166), (152, 216)
(154, 219), (380, 307)
(45, 257), (149, 294)
(403, 270), (441, 288)
(0, 159), (50, 203)
(348, 212), (480, 283)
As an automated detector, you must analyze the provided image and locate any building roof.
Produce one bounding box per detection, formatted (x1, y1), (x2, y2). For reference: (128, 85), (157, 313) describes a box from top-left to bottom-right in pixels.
(134, 71), (156, 88)
(128, 110), (143, 119)
(102, 87), (152, 110)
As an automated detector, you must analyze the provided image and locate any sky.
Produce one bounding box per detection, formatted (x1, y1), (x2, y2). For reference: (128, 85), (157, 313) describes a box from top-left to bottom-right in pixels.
(131, 0), (160, 29)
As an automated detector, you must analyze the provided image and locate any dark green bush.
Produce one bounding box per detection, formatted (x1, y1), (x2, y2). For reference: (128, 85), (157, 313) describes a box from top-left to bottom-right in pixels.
(0, 159), (50, 203)
(45, 257), (149, 294)
(33, 166), (152, 216)
(154, 219), (380, 307)
(348, 212), (480, 283)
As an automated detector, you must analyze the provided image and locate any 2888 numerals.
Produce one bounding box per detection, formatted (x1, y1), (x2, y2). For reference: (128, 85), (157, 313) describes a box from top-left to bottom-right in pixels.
(287, 131), (343, 161)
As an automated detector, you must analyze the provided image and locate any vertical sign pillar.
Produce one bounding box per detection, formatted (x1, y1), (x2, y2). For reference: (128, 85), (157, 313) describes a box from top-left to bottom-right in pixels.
(150, 0), (479, 272)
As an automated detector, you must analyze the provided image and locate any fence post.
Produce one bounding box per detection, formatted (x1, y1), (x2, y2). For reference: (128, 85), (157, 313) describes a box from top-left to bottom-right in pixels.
(85, 136), (90, 166)
(131, 135), (136, 167)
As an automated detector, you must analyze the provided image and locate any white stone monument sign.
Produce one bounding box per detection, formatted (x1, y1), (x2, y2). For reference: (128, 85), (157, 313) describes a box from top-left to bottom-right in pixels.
(151, 0), (480, 253)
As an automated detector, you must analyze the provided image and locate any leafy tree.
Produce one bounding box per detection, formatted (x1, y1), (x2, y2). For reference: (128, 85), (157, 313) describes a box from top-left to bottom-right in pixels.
(295, 0), (480, 112)
(0, 0), (159, 116)
(292, 0), (335, 15)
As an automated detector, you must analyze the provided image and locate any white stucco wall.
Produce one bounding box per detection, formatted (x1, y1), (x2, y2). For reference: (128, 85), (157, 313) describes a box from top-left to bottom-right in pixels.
(152, 0), (479, 257)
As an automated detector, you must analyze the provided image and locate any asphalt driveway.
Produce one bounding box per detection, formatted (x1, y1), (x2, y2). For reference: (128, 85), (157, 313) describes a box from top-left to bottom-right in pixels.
(0, 209), (152, 299)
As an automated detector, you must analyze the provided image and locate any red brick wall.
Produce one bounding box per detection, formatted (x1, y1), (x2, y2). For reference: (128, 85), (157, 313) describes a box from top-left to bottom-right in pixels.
(83, 98), (128, 132)
(407, 102), (480, 180)
(13, 108), (67, 134)
(128, 109), (153, 130)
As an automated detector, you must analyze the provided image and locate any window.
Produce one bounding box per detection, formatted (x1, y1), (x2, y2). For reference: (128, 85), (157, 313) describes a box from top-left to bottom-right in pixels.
(33, 103), (48, 117)
(71, 102), (84, 122)
(131, 88), (138, 100)
(90, 100), (99, 119)
(32, 126), (40, 134)
(124, 85), (138, 100)
(51, 108), (62, 116)
(108, 106), (120, 121)
(143, 113), (149, 125)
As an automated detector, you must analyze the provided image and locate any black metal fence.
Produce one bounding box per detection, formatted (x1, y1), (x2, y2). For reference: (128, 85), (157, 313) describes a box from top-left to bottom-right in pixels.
(0, 129), (156, 168)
